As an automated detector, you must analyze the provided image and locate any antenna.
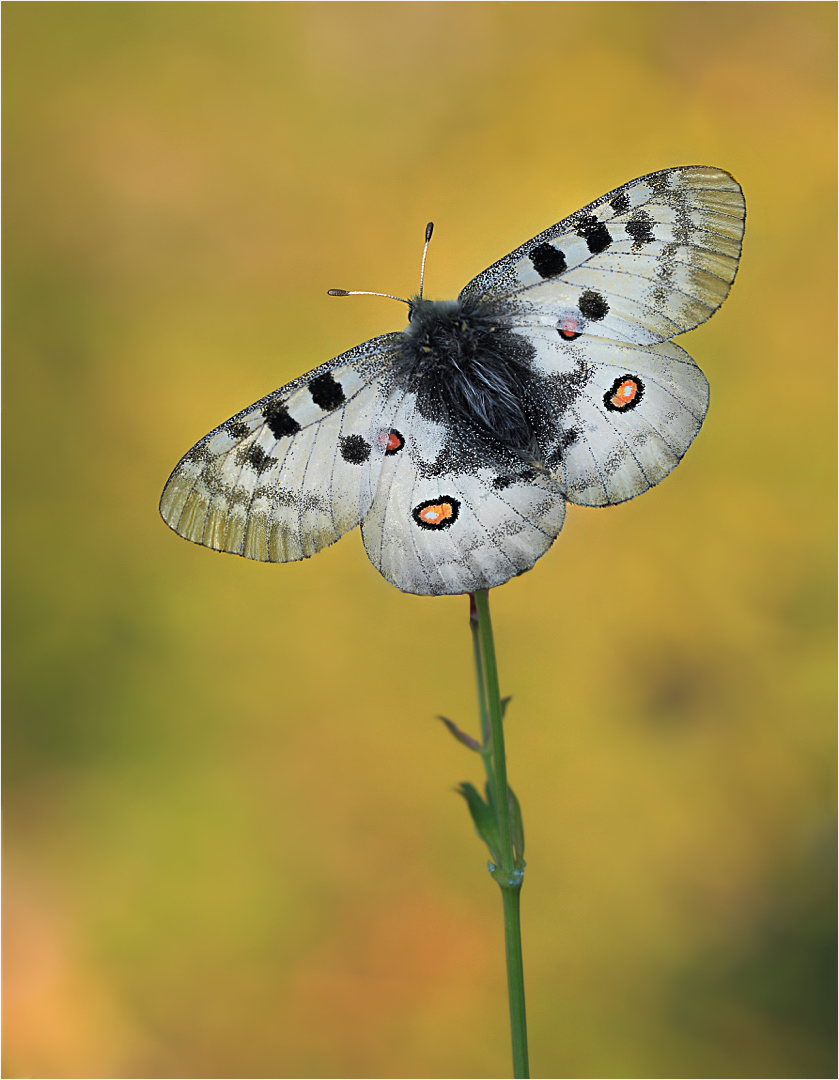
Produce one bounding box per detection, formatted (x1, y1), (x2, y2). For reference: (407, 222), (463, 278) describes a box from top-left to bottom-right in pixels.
(327, 288), (410, 307)
(419, 222), (433, 300)
(327, 221), (435, 308)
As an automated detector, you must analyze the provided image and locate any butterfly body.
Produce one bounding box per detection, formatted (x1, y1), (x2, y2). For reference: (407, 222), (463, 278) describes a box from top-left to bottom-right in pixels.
(161, 166), (745, 595)
(394, 295), (549, 459)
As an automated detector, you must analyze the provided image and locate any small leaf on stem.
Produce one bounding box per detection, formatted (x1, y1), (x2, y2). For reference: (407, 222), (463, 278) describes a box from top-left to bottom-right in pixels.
(456, 782), (501, 863)
(438, 715), (482, 751)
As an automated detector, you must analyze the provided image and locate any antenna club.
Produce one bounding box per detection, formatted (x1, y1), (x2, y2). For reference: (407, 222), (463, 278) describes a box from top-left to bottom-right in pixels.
(425, 222), (434, 242)
(327, 289), (349, 296)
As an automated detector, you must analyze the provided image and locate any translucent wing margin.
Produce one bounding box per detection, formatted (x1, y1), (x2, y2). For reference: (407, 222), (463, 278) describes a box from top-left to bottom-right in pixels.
(160, 334), (401, 561)
(460, 166), (745, 344)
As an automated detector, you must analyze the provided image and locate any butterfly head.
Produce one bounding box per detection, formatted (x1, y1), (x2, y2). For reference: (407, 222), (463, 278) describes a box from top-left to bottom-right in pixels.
(405, 296), (461, 332)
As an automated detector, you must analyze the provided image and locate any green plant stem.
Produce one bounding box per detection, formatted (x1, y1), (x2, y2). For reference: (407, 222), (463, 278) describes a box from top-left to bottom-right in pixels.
(469, 604), (495, 793)
(472, 588), (529, 1079)
(473, 589), (514, 872)
(501, 885), (528, 1078)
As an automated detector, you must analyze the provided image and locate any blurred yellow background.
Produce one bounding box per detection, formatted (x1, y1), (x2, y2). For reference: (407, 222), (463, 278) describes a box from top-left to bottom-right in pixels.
(4, 4), (835, 1078)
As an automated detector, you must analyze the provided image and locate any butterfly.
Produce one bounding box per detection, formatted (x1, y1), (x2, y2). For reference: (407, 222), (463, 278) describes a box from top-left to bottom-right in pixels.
(160, 166), (745, 596)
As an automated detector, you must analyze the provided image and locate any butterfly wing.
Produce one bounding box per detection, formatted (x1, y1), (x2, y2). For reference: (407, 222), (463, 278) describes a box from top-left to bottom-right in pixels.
(361, 393), (566, 595)
(461, 165), (745, 344)
(460, 165), (743, 507)
(515, 329), (709, 506)
(160, 334), (403, 561)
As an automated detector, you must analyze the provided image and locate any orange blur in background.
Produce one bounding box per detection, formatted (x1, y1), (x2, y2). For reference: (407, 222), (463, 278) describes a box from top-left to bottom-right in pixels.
(4, 4), (836, 1078)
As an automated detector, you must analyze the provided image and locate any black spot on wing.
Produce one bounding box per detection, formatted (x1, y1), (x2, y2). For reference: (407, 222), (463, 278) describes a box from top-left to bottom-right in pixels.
(530, 242), (567, 279)
(340, 434), (371, 464)
(625, 211), (654, 247)
(576, 214), (612, 255)
(238, 444), (274, 473)
(199, 468), (225, 498)
(264, 400), (300, 438)
(226, 420), (250, 439)
(610, 192), (630, 214)
(579, 290), (610, 321)
(309, 372), (346, 411)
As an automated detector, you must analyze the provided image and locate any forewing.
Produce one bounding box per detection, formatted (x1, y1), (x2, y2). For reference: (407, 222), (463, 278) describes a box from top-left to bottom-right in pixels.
(520, 328), (709, 506)
(160, 334), (402, 561)
(461, 166), (745, 345)
(361, 395), (566, 595)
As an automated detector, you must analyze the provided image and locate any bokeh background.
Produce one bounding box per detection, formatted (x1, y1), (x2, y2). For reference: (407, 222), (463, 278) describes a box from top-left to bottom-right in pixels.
(4, 4), (836, 1078)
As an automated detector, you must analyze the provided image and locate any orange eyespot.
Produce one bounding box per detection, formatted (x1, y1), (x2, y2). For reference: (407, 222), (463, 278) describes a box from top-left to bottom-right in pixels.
(412, 496), (461, 530)
(420, 503), (453, 524)
(558, 316), (582, 341)
(611, 379), (638, 406)
(604, 375), (644, 411)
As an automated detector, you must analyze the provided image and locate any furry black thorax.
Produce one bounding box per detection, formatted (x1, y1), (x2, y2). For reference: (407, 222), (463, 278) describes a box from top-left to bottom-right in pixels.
(392, 296), (547, 457)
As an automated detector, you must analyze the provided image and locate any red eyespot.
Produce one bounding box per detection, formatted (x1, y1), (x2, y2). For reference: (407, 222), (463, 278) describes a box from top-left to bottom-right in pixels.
(376, 428), (404, 454)
(558, 316), (582, 341)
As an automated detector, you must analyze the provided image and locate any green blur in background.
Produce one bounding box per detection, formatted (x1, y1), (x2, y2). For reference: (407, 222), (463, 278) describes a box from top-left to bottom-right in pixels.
(4, 3), (836, 1078)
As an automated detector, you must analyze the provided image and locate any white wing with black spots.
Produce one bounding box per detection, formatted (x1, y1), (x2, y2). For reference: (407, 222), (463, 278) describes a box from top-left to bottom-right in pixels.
(160, 335), (401, 560)
(462, 166), (744, 345)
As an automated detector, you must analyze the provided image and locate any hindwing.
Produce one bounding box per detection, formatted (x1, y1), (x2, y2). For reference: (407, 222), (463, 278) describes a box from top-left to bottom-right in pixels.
(517, 328), (709, 506)
(361, 393), (566, 595)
